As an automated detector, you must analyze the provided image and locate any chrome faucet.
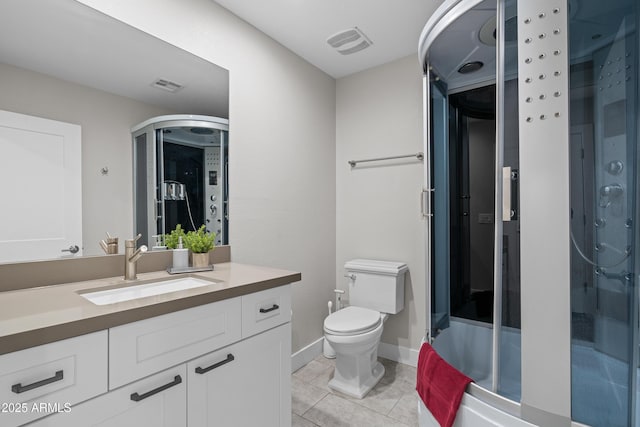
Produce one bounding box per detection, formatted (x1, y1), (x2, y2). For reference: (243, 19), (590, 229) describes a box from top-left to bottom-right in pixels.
(124, 234), (148, 280)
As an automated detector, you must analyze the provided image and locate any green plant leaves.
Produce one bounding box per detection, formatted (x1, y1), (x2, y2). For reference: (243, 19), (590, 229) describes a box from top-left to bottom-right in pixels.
(184, 225), (215, 254)
(164, 224), (186, 249)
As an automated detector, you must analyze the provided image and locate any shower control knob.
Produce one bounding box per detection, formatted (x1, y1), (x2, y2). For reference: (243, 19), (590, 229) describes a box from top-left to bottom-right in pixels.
(210, 195), (217, 202)
(606, 160), (624, 175)
(210, 205), (217, 216)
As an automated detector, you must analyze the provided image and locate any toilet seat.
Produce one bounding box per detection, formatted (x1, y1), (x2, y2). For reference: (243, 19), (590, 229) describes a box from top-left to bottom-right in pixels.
(324, 306), (381, 336)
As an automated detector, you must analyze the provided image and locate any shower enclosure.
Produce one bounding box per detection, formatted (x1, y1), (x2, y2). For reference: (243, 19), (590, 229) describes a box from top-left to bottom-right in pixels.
(420, 0), (639, 425)
(132, 115), (229, 248)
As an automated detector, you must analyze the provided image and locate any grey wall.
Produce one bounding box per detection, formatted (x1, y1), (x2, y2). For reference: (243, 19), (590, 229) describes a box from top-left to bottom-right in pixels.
(336, 55), (425, 353)
(0, 62), (175, 257)
(77, 0), (337, 353)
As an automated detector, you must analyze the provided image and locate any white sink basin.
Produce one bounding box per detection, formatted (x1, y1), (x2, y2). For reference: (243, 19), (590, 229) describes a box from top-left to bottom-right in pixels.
(80, 276), (216, 305)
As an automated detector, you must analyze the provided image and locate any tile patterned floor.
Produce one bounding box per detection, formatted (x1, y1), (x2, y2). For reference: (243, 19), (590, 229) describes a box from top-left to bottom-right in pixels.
(292, 356), (419, 426)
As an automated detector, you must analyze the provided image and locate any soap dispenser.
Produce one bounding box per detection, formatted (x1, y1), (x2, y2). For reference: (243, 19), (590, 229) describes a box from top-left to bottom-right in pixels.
(172, 236), (189, 270)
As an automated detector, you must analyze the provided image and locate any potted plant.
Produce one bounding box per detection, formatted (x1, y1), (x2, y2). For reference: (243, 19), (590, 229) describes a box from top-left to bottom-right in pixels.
(185, 225), (215, 268)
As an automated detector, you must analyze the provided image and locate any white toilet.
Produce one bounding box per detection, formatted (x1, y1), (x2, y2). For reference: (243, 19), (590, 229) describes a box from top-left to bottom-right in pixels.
(323, 259), (408, 398)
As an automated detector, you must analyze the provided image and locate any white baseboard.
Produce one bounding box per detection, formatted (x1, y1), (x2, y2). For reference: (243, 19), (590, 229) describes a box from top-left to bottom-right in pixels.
(291, 337), (324, 372)
(291, 337), (418, 371)
(378, 342), (419, 367)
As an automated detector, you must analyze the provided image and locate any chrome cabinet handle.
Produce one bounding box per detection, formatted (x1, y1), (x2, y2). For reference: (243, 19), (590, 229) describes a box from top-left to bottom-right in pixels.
(61, 245), (79, 254)
(12, 370), (63, 394)
(130, 375), (182, 402)
(195, 354), (235, 375)
(259, 304), (279, 313)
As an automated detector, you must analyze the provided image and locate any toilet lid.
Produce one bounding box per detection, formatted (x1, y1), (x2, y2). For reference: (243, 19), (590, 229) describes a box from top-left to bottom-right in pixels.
(324, 306), (381, 335)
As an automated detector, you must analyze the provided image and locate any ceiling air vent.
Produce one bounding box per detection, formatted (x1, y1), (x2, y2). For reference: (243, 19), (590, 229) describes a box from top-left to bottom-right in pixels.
(151, 78), (184, 93)
(327, 27), (372, 55)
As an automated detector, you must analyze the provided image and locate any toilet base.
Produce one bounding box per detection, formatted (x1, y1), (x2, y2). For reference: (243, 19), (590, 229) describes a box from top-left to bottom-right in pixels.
(328, 360), (385, 399)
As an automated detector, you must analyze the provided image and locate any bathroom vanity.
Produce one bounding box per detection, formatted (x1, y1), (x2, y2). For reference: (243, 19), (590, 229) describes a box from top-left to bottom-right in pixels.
(0, 257), (299, 427)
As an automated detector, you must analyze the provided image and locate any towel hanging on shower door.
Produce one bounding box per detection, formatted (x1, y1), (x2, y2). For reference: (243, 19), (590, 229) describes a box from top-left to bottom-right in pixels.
(416, 342), (472, 427)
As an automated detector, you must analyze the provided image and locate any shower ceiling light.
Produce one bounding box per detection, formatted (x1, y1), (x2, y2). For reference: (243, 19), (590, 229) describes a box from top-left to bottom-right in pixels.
(479, 16), (496, 46)
(151, 78), (184, 93)
(458, 61), (484, 74)
(190, 127), (214, 135)
(327, 27), (372, 55)
(479, 15), (518, 46)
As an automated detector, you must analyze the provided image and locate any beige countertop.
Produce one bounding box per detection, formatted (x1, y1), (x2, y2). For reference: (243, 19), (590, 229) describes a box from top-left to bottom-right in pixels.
(0, 262), (301, 355)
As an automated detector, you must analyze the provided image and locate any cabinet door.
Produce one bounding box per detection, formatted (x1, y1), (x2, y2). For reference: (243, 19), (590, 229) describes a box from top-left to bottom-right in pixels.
(188, 323), (291, 427)
(29, 365), (186, 427)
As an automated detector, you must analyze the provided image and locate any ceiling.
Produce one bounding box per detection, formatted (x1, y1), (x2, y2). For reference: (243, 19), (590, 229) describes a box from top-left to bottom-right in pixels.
(213, 0), (445, 78)
(0, 0), (229, 117)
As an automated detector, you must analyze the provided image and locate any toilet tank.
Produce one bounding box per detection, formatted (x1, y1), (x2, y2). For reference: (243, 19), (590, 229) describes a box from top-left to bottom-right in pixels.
(345, 259), (408, 314)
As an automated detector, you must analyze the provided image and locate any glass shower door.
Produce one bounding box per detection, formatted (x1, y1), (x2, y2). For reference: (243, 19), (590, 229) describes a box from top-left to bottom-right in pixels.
(423, 0), (522, 401)
(429, 74), (451, 339)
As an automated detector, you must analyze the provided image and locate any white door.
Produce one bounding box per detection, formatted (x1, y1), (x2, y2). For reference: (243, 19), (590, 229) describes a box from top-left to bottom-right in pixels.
(0, 110), (82, 262)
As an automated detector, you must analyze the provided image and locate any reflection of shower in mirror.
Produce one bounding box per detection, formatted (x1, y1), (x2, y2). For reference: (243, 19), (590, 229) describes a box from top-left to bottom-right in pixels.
(163, 181), (186, 201)
(132, 115), (229, 248)
(598, 183), (623, 208)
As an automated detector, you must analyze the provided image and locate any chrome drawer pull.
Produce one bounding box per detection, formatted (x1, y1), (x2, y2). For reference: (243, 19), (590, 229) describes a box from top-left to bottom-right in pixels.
(259, 304), (279, 313)
(12, 370), (64, 394)
(195, 353), (235, 375)
(130, 375), (182, 402)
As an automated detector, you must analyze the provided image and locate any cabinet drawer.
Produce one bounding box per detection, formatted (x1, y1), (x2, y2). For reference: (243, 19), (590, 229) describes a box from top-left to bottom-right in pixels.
(241, 284), (291, 338)
(0, 331), (107, 427)
(109, 297), (241, 389)
(28, 364), (186, 427)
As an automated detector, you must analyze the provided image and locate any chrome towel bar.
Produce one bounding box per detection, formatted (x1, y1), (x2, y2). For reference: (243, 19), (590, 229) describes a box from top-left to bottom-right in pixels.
(348, 152), (424, 167)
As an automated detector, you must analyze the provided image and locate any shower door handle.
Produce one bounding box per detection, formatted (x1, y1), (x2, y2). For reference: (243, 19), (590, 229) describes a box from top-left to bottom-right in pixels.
(502, 167), (511, 221)
(420, 189), (433, 218)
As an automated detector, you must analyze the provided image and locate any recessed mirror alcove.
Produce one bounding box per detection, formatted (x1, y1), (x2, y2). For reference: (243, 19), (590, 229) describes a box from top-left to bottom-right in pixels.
(0, 0), (229, 263)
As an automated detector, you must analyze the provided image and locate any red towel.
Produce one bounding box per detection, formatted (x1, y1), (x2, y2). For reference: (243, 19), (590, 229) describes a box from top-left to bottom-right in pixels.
(416, 342), (472, 427)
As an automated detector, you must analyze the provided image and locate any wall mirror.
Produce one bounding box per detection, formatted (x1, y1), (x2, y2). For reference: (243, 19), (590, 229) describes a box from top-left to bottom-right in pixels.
(0, 0), (229, 263)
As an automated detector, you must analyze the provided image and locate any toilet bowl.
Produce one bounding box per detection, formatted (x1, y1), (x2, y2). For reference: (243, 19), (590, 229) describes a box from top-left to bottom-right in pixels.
(324, 259), (407, 399)
(323, 306), (389, 398)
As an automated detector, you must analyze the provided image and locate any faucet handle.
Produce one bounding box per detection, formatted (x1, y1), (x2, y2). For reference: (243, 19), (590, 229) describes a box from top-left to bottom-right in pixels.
(125, 233), (143, 247)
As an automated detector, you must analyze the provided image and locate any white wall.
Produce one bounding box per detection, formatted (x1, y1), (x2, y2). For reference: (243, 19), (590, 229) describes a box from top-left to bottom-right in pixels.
(336, 55), (426, 351)
(76, 0), (337, 353)
(0, 62), (175, 256)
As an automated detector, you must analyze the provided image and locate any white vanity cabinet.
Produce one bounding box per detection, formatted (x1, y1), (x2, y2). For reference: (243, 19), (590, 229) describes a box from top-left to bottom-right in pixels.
(187, 284), (292, 426)
(22, 284), (292, 427)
